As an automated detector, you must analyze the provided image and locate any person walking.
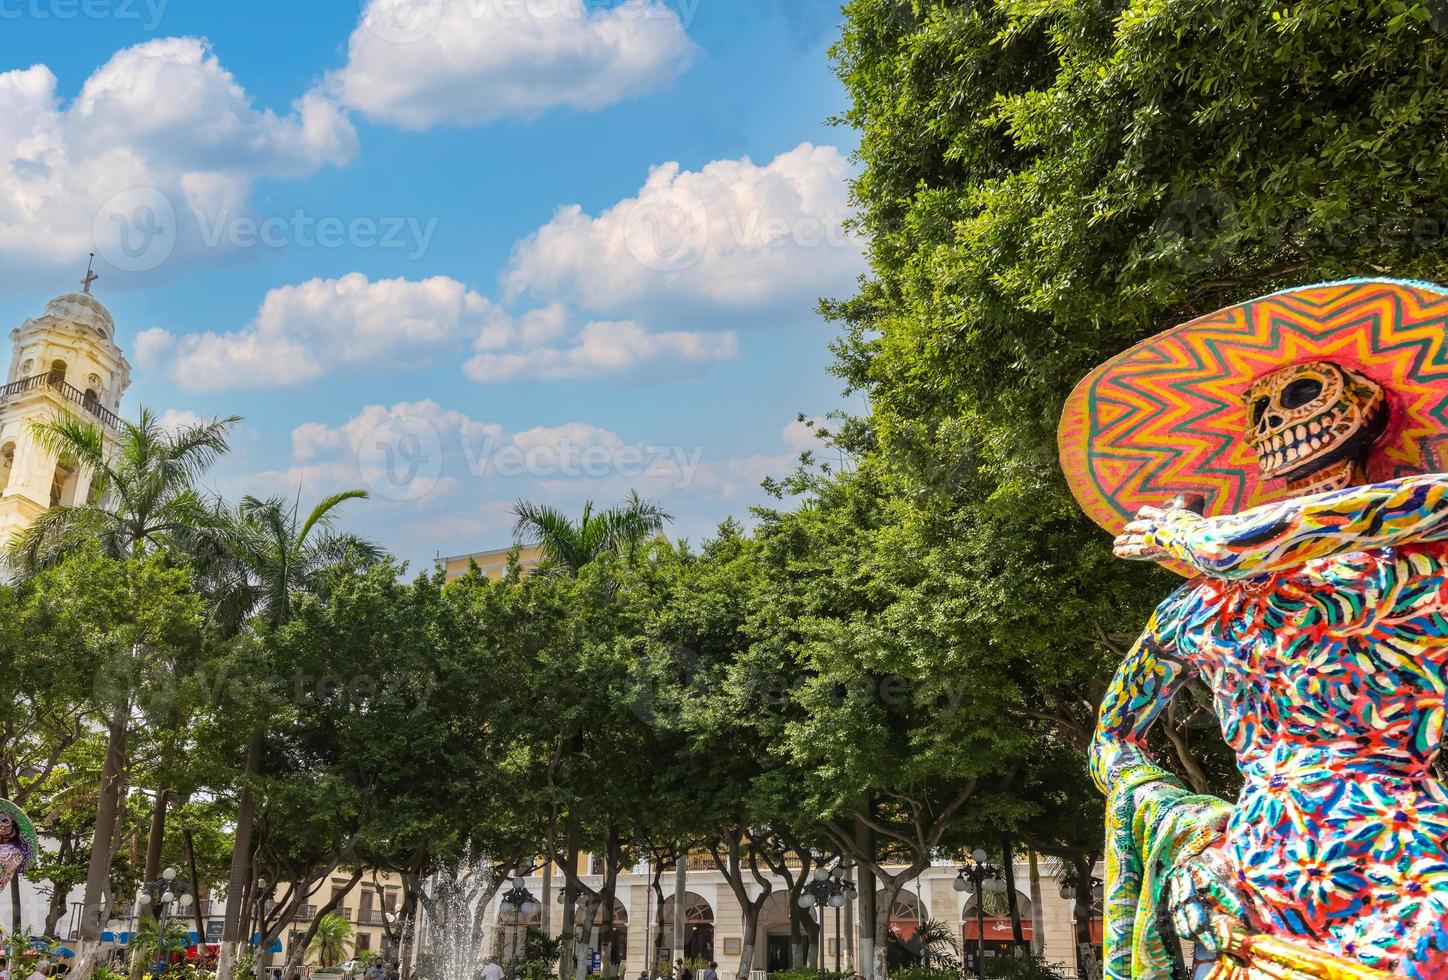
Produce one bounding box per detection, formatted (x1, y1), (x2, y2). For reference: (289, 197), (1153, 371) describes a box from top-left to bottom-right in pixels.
(700, 962), (718, 980)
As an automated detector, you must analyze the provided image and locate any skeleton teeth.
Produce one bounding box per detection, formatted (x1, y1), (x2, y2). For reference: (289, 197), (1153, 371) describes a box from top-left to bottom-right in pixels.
(1286, 446), (1300, 462)
(1295, 425), (1307, 440)
(1309, 421), (1322, 435)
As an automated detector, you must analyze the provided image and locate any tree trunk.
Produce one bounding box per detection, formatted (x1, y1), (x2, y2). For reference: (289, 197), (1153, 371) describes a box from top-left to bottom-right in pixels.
(672, 852), (686, 965)
(541, 809), (556, 942)
(1002, 835), (1023, 947)
(852, 815), (878, 980)
(842, 860), (854, 974)
(560, 815), (580, 980)
(1026, 852), (1044, 956)
(218, 732), (263, 980)
(184, 828), (208, 943)
(69, 714), (129, 980)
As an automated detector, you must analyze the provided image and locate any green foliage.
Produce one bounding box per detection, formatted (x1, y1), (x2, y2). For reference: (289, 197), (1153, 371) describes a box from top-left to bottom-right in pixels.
(770, 970), (848, 980)
(308, 913), (354, 967)
(985, 954), (1070, 980)
(886, 969), (954, 980)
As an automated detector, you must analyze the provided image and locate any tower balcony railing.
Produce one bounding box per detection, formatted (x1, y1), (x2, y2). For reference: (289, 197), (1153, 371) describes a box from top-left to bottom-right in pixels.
(0, 372), (121, 430)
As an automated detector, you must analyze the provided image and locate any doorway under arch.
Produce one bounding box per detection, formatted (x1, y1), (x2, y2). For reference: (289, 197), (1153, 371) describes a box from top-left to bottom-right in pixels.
(659, 891), (713, 963)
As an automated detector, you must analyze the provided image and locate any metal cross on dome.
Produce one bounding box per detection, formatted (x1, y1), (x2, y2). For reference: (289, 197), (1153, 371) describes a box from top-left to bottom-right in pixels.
(81, 253), (99, 294)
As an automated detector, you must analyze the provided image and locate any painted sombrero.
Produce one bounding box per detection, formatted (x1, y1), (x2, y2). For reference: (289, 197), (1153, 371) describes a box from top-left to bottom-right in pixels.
(0, 798), (37, 873)
(1059, 277), (1448, 538)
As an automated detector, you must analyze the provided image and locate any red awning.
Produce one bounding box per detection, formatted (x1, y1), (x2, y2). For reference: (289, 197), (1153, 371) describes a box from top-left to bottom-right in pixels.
(962, 918), (1033, 942)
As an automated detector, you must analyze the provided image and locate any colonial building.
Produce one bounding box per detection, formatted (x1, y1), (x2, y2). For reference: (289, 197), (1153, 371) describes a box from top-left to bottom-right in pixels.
(0, 283), (130, 539)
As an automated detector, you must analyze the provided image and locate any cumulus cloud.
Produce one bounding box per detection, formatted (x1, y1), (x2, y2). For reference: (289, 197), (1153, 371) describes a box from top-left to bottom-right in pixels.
(138, 274), (495, 392)
(463, 303), (736, 382)
(0, 38), (356, 276)
(329, 0), (699, 129)
(138, 274), (736, 392)
(503, 143), (865, 321)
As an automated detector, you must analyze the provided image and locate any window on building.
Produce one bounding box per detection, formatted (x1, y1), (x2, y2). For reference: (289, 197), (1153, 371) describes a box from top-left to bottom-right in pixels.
(357, 933), (372, 952)
(48, 360), (66, 385)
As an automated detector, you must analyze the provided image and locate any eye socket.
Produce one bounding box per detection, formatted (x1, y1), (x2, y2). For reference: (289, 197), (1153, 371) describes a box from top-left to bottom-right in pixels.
(1251, 397), (1270, 424)
(1281, 377), (1323, 410)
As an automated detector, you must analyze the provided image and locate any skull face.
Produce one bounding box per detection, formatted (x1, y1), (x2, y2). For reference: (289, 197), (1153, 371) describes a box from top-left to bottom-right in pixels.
(0, 815), (13, 842)
(1243, 361), (1389, 492)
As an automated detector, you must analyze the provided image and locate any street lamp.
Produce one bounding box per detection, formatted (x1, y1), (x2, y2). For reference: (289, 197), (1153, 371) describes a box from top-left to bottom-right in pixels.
(500, 875), (539, 974)
(138, 869), (193, 977)
(953, 849), (1005, 980)
(797, 862), (855, 980)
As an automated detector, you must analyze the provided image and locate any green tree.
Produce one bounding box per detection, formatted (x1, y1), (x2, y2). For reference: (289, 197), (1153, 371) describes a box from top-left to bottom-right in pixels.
(511, 491), (672, 575)
(203, 490), (380, 980)
(307, 913), (354, 967)
(5, 409), (235, 973)
(509, 491), (672, 978)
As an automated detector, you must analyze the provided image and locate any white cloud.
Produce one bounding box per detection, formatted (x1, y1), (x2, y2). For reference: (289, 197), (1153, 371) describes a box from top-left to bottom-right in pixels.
(782, 416), (826, 451)
(463, 303), (736, 382)
(0, 38), (356, 276)
(139, 274), (495, 392)
(154, 408), (205, 434)
(329, 0), (698, 129)
(503, 143), (865, 321)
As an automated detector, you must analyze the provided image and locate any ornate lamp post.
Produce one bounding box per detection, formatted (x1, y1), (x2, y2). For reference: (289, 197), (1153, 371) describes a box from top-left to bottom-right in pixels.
(797, 863), (855, 980)
(953, 849), (1006, 980)
(1058, 876), (1104, 980)
(500, 876), (539, 973)
(137, 867), (193, 976)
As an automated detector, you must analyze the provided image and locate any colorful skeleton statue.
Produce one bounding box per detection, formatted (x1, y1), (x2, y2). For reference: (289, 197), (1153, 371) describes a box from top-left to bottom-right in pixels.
(1057, 280), (1448, 979)
(0, 798), (36, 940)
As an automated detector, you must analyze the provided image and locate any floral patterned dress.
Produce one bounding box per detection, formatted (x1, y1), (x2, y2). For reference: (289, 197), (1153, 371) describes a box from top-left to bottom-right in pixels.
(1093, 476), (1448, 977)
(0, 840), (25, 890)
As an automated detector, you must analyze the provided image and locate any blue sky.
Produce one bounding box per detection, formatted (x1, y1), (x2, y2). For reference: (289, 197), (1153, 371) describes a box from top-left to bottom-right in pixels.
(0, 0), (861, 569)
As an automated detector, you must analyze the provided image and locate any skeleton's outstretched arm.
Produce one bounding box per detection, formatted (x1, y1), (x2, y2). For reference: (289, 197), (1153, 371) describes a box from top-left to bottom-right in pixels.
(1089, 587), (1194, 793)
(1123, 473), (1448, 579)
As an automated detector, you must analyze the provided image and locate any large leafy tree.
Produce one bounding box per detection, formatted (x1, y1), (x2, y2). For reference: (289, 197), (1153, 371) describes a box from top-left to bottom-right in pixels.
(202, 490), (379, 980)
(509, 491), (672, 978)
(6, 410), (235, 970)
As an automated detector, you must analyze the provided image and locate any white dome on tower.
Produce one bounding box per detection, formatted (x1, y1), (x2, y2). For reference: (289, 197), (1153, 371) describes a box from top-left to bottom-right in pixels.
(41, 291), (115, 340)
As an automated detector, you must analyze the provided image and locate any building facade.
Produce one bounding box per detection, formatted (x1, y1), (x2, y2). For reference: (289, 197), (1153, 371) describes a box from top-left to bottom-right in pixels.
(0, 288), (130, 539)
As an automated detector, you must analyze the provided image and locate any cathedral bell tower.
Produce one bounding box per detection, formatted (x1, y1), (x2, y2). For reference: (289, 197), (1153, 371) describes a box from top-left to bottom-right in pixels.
(0, 266), (132, 539)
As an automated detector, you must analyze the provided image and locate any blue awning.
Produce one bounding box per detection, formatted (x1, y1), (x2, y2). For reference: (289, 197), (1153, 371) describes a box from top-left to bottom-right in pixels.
(249, 932), (283, 954)
(102, 931), (133, 944)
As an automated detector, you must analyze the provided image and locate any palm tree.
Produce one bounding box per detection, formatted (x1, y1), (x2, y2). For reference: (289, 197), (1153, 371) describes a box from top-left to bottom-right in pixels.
(130, 916), (189, 966)
(8, 407), (238, 571)
(510, 491), (671, 978)
(4, 408), (238, 976)
(204, 490), (380, 980)
(307, 913), (354, 968)
(510, 490), (672, 575)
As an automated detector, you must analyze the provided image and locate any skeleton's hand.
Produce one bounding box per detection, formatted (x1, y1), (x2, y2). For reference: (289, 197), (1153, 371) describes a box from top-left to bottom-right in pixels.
(1165, 849), (1248, 953)
(1113, 498), (1206, 563)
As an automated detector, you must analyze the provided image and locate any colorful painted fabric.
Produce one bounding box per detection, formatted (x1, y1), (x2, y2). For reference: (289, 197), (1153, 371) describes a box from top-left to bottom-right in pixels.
(1091, 477), (1448, 978)
(0, 798), (35, 877)
(1101, 759), (1232, 980)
